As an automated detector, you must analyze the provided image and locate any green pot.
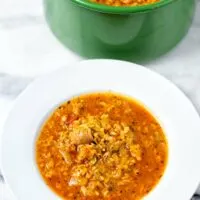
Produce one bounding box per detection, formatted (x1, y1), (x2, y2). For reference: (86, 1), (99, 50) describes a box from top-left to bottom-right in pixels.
(44, 0), (195, 62)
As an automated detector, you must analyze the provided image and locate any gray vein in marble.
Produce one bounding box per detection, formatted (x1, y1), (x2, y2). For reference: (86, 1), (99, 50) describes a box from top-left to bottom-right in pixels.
(192, 195), (200, 200)
(0, 174), (4, 183)
(0, 74), (31, 97)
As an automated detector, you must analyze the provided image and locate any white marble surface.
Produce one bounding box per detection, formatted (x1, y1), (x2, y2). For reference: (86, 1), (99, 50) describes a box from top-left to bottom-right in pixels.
(0, 0), (200, 199)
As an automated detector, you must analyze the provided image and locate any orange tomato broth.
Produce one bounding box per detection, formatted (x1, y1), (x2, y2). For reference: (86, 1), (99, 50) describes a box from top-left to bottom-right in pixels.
(36, 92), (168, 200)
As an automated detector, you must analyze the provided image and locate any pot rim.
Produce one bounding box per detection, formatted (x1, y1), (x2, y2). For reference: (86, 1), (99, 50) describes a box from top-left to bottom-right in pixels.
(70, 0), (177, 14)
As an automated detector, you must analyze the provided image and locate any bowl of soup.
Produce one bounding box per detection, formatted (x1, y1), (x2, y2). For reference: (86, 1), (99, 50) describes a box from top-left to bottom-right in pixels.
(44, 0), (195, 62)
(36, 92), (168, 199)
(1, 59), (200, 200)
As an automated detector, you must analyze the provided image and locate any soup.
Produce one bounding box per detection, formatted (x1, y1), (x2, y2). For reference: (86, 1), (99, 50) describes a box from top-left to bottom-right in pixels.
(89, 0), (159, 7)
(36, 92), (168, 200)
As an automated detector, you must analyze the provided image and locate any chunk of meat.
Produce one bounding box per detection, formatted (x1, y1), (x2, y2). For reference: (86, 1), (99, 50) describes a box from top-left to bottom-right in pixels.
(69, 128), (93, 145)
(59, 150), (72, 165)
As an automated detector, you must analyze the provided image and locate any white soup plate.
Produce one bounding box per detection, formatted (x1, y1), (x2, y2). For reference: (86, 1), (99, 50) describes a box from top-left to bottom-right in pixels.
(1, 59), (200, 200)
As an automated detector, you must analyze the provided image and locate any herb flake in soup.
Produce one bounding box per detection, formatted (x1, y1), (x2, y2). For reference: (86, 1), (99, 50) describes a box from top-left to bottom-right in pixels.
(36, 92), (168, 200)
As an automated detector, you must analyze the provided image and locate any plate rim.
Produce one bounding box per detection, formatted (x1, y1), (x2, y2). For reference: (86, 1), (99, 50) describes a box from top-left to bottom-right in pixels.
(1, 59), (200, 200)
